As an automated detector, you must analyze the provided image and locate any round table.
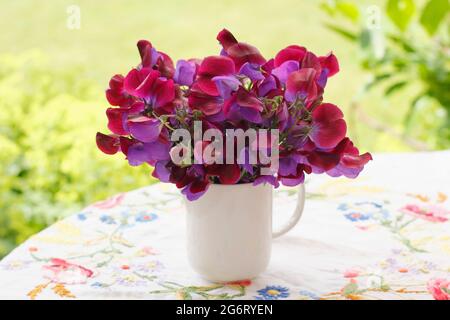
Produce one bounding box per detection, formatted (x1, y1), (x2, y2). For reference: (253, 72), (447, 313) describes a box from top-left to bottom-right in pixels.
(1, 152), (449, 300)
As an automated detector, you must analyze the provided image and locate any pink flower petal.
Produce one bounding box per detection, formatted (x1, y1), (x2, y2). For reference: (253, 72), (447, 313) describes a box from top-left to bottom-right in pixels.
(198, 56), (235, 77)
(319, 53), (340, 77)
(274, 45), (307, 67)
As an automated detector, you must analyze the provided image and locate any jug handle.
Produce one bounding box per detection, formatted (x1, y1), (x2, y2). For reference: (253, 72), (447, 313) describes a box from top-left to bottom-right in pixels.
(272, 184), (305, 238)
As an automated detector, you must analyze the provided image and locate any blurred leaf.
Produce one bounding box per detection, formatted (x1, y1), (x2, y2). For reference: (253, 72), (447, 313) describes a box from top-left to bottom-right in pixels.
(320, 0), (360, 22)
(336, 1), (360, 22)
(420, 0), (450, 36)
(385, 81), (408, 96)
(387, 34), (416, 52)
(404, 94), (426, 126)
(386, 0), (416, 31)
(364, 73), (392, 92)
(320, 2), (337, 16)
(325, 23), (358, 41)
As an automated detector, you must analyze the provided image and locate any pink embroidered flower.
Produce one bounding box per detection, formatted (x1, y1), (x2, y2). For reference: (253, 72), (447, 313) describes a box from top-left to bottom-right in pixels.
(343, 269), (360, 278)
(91, 193), (125, 209)
(401, 204), (449, 223)
(43, 258), (94, 284)
(226, 279), (252, 287)
(427, 278), (450, 300)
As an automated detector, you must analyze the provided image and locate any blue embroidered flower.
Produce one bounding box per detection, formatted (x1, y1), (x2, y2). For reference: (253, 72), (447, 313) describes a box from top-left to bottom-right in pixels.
(298, 290), (320, 300)
(77, 213), (87, 221)
(135, 212), (158, 223)
(255, 286), (289, 300)
(344, 212), (371, 222)
(100, 215), (116, 224)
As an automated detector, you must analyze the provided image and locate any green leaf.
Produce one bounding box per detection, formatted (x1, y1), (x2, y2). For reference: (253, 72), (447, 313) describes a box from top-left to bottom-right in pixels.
(386, 0), (416, 31)
(420, 0), (450, 36)
(385, 81), (408, 96)
(325, 23), (358, 41)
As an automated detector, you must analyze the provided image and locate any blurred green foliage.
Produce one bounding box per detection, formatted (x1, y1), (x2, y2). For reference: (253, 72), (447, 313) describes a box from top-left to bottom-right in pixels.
(0, 52), (153, 257)
(321, 0), (450, 149)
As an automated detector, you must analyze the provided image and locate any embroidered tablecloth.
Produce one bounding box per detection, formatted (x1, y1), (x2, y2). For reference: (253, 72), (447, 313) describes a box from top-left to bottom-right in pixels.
(1, 151), (449, 300)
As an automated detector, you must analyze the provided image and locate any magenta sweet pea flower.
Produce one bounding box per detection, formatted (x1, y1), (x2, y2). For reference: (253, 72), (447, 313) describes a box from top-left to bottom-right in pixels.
(193, 55), (235, 96)
(325, 138), (372, 178)
(217, 29), (266, 70)
(124, 68), (175, 110)
(274, 45), (307, 67)
(285, 68), (318, 104)
(223, 87), (264, 123)
(319, 53), (339, 77)
(105, 74), (133, 107)
(137, 40), (175, 78)
(309, 103), (347, 149)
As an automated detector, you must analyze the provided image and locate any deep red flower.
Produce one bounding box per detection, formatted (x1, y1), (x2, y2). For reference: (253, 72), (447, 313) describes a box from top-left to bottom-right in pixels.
(137, 40), (175, 78)
(206, 164), (241, 184)
(96, 132), (120, 155)
(217, 29), (266, 70)
(105, 74), (133, 107)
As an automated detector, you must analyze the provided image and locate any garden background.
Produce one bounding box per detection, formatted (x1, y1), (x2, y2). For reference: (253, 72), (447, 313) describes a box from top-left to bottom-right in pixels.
(0, 0), (448, 258)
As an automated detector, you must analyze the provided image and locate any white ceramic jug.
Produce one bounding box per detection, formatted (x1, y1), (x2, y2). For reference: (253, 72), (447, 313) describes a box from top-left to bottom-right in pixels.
(185, 183), (305, 282)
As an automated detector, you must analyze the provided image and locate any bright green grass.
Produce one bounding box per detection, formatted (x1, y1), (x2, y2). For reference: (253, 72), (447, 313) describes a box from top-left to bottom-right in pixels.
(0, 0), (410, 152)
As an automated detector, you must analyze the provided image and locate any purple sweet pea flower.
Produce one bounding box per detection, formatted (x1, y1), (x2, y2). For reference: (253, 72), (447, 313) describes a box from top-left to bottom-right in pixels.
(152, 160), (171, 182)
(174, 59), (197, 86)
(258, 75), (277, 97)
(278, 157), (298, 176)
(253, 175), (279, 188)
(279, 167), (305, 186)
(181, 179), (210, 201)
(128, 117), (162, 143)
(212, 75), (240, 99)
(127, 140), (170, 166)
(239, 62), (265, 81)
(271, 60), (299, 85)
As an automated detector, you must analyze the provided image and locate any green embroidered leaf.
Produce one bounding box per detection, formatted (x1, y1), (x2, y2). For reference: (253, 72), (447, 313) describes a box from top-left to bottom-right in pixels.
(177, 290), (193, 300)
(386, 0), (416, 31)
(420, 0), (450, 36)
(342, 282), (359, 296)
(380, 284), (391, 291)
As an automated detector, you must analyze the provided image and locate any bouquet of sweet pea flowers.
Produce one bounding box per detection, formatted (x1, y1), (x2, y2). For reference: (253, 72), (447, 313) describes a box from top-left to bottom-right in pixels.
(96, 29), (372, 200)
